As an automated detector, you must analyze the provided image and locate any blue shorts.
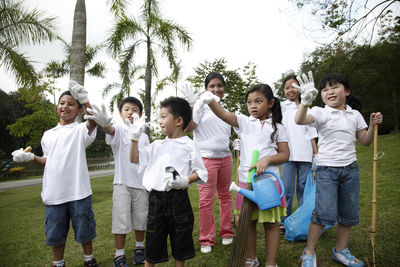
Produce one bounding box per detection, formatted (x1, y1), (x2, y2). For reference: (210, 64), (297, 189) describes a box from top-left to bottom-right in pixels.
(44, 196), (96, 246)
(311, 162), (360, 226)
(145, 189), (195, 264)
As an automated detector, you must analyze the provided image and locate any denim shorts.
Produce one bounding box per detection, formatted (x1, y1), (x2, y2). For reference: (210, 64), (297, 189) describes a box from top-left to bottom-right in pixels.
(311, 162), (360, 226)
(145, 189), (195, 264)
(44, 196), (96, 246)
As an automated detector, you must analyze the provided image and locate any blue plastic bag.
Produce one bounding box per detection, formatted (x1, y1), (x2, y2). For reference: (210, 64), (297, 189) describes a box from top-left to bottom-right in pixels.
(284, 166), (331, 241)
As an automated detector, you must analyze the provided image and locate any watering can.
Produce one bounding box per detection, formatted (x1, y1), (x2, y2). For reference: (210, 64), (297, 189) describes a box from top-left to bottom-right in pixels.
(230, 170), (285, 211)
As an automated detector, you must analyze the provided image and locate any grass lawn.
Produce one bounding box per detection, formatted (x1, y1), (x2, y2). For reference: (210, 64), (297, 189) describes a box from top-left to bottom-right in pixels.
(0, 133), (399, 266)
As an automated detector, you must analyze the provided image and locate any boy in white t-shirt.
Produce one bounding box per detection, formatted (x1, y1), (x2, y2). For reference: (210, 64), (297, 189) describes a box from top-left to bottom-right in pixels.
(129, 97), (208, 267)
(12, 82), (98, 267)
(89, 97), (150, 266)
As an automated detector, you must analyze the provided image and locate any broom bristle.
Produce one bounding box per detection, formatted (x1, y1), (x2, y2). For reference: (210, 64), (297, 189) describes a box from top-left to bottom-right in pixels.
(228, 183), (255, 266)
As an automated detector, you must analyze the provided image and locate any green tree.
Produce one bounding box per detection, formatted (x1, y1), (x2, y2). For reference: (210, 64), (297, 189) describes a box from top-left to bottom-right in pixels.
(187, 58), (261, 115)
(290, 0), (399, 43)
(0, 0), (57, 86)
(106, 0), (192, 134)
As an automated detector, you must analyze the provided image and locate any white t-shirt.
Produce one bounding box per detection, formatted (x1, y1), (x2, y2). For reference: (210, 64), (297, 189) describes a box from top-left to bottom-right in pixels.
(106, 123), (149, 188)
(310, 105), (367, 166)
(280, 100), (296, 114)
(234, 114), (288, 183)
(41, 122), (97, 205)
(139, 136), (208, 191)
(193, 105), (231, 158)
(282, 106), (318, 162)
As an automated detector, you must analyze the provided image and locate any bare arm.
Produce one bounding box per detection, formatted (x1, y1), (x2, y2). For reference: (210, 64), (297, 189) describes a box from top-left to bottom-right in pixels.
(129, 140), (139, 163)
(295, 104), (315, 125)
(208, 101), (239, 128)
(82, 102), (97, 134)
(184, 120), (197, 133)
(311, 138), (318, 155)
(356, 112), (383, 146)
(187, 171), (200, 184)
(33, 155), (47, 166)
(103, 125), (116, 136)
(250, 142), (290, 176)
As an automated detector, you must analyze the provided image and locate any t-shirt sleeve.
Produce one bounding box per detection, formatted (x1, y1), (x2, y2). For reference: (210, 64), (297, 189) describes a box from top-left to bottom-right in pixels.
(41, 132), (49, 158)
(190, 142), (208, 184)
(138, 142), (151, 174)
(80, 122), (97, 148)
(309, 107), (325, 128)
(307, 125), (319, 139)
(277, 123), (288, 142)
(234, 113), (246, 134)
(355, 110), (368, 131)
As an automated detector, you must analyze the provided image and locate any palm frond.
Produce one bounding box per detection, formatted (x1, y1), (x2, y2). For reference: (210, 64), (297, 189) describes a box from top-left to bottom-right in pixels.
(86, 62), (106, 78)
(102, 82), (121, 97)
(107, 0), (129, 18)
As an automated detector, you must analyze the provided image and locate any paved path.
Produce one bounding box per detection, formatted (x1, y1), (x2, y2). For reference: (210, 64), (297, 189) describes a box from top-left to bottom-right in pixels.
(0, 169), (114, 191)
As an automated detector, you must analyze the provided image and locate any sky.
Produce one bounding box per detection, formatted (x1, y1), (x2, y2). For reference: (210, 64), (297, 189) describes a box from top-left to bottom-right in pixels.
(0, 0), (321, 114)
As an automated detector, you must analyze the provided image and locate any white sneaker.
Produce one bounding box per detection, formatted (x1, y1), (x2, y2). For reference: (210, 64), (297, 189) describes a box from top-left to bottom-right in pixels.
(222, 237), (233, 245)
(200, 245), (212, 253)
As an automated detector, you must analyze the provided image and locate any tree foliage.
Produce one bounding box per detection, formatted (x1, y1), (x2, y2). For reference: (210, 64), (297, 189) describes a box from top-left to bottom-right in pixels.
(106, 0), (192, 135)
(0, 0), (58, 87)
(290, 0), (400, 43)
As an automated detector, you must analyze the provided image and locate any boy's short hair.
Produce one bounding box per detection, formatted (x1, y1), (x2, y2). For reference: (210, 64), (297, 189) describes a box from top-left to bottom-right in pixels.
(160, 97), (192, 130)
(59, 91), (82, 108)
(119, 97), (143, 114)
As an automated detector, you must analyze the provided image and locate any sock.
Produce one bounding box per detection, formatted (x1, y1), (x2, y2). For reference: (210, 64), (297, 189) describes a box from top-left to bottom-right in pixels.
(115, 248), (125, 257)
(84, 254), (93, 262)
(136, 241), (144, 248)
(53, 259), (65, 267)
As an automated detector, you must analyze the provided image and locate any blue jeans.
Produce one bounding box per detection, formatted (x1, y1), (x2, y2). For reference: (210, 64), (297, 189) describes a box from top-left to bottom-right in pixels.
(44, 196), (96, 246)
(281, 161), (312, 219)
(311, 162), (360, 226)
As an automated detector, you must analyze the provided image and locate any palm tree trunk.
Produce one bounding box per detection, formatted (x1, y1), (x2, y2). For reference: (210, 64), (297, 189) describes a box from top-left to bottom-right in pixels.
(144, 38), (152, 136)
(70, 0), (86, 85)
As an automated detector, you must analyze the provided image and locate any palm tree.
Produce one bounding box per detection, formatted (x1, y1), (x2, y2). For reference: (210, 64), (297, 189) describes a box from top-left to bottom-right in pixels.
(0, 0), (57, 87)
(106, 0), (192, 130)
(70, 0), (128, 85)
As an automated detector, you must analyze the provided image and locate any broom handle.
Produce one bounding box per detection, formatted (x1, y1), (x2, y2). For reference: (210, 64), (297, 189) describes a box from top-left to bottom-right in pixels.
(371, 124), (378, 266)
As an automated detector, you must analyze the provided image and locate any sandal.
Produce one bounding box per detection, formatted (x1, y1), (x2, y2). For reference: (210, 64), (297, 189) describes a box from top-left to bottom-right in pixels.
(245, 257), (259, 267)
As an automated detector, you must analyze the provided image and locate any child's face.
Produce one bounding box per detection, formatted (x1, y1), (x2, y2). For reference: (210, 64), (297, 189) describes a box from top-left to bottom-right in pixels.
(284, 78), (300, 103)
(57, 95), (82, 125)
(321, 82), (350, 110)
(158, 107), (181, 137)
(246, 91), (274, 121)
(206, 78), (225, 99)
(120, 102), (141, 123)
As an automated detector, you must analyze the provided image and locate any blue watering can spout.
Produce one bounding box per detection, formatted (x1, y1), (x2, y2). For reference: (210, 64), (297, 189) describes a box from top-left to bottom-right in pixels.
(237, 170), (285, 211)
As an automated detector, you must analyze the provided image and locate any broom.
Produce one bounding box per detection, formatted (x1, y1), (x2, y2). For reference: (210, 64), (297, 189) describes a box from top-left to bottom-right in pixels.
(228, 150), (259, 266)
(234, 146), (240, 227)
(369, 124), (378, 267)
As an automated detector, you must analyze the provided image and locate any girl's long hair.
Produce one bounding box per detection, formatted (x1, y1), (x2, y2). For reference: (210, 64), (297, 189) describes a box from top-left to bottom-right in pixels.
(246, 84), (282, 142)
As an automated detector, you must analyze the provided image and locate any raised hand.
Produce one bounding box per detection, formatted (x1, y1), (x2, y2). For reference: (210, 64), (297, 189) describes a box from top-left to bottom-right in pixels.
(125, 114), (146, 141)
(180, 83), (198, 107)
(292, 71), (318, 106)
(84, 103), (112, 127)
(12, 148), (34, 163)
(68, 80), (89, 104)
(192, 91), (220, 114)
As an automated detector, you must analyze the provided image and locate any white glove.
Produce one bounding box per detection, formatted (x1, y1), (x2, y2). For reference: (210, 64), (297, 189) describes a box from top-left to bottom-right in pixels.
(12, 148), (34, 163)
(232, 139), (240, 151)
(68, 80), (89, 104)
(167, 173), (189, 190)
(229, 182), (240, 192)
(193, 91), (220, 114)
(292, 71), (318, 106)
(84, 103), (112, 127)
(180, 83), (198, 107)
(163, 173), (174, 191)
(125, 114), (146, 141)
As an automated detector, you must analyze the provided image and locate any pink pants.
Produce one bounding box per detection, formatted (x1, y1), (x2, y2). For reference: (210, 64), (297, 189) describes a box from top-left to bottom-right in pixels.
(198, 156), (233, 246)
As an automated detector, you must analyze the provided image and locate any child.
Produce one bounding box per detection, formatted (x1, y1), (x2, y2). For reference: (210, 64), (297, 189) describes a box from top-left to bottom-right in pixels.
(195, 84), (290, 267)
(87, 97), (150, 266)
(184, 72), (234, 254)
(129, 97), (208, 267)
(294, 72), (383, 267)
(280, 75), (318, 232)
(11, 81), (98, 267)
